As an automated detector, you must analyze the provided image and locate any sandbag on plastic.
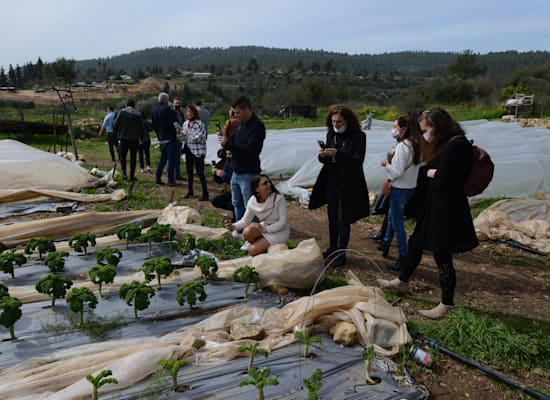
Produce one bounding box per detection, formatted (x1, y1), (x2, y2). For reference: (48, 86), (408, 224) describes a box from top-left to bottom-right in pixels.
(474, 197), (550, 254)
(158, 203), (228, 239)
(216, 238), (324, 290)
(0, 210), (161, 247)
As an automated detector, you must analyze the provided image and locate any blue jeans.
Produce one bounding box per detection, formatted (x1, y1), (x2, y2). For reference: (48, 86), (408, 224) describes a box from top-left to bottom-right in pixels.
(230, 172), (255, 222)
(156, 140), (179, 183)
(384, 187), (415, 257)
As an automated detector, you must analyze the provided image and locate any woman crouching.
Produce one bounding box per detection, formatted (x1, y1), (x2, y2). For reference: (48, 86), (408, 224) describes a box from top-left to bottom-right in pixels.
(226, 174), (290, 256)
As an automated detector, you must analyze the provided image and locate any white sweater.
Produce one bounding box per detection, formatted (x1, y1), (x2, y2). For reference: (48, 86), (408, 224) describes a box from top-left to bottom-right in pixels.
(233, 192), (290, 245)
(384, 139), (420, 189)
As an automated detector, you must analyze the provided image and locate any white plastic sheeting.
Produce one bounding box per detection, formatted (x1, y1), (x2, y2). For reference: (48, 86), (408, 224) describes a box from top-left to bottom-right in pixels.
(0, 140), (97, 191)
(206, 120), (550, 201)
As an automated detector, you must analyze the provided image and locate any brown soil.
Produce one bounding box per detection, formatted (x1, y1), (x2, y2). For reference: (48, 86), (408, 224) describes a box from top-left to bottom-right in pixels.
(10, 150), (550, 400)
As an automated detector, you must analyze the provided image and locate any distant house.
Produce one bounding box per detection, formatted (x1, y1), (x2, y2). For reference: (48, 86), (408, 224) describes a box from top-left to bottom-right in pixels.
(193, 72), (214, 79)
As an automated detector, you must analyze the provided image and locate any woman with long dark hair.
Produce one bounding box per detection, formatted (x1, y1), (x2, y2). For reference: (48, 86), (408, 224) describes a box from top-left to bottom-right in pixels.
(309, 105), (370, 267)
(226, 174), (290, 256)
(378, 108), (478, 318)
(182, 104), (208, 200)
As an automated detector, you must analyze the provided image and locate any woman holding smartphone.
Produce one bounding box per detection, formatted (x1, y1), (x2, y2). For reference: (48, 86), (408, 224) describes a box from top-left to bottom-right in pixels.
(182, 104), (209, 200)
(309, 106), (370, 267)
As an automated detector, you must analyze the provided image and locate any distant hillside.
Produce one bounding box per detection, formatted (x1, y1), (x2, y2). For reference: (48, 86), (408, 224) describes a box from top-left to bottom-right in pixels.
(76, 46), (550, 86)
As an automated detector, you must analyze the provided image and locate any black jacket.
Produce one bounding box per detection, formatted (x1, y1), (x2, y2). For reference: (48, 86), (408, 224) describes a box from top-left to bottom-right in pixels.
(152, 102), (178, 142)
(409, 135), (478, 254)
(224, 114), (266, 174)
(113, 107), (145, 142)
(309, 128), (370, 224)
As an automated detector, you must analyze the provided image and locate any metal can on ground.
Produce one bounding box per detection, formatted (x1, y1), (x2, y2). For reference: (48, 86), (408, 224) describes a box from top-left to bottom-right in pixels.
(410, 346), (433, 368)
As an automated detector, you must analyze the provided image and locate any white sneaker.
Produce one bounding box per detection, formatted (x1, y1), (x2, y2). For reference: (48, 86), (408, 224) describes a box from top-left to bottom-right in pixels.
(140, 169), (145, 173)
(240, 241), (251, 251)
(231, 231), (244, 240)
(146, 166), (152, 172)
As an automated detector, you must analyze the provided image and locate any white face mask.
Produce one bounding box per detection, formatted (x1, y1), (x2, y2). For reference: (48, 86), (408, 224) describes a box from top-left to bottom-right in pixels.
(423, 129), (432, 142)
(333, 125), (346, 134)
(391, 129), (400, 139)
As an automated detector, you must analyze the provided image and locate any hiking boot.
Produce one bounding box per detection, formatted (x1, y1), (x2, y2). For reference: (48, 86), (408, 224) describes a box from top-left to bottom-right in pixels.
(329, 253), (346, 267)
(155, 180), (164, 185)
(322, 248), (336, 259)
(199, 193), (209, 201)
(387, 255), (405, 271)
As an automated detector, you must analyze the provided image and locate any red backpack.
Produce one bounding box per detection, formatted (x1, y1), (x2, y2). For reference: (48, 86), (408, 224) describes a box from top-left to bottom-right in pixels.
(454, 137), (494, 196)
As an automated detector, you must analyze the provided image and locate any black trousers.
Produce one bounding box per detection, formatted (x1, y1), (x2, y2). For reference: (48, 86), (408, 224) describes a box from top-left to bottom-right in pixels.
(184, 147), (208, 197)
(211, 192), (235, 221)
(326, 188), (350, 251)
(399, 244), (456, 306)
(107, 134), (120, 162)
(119, 140), (139, 179)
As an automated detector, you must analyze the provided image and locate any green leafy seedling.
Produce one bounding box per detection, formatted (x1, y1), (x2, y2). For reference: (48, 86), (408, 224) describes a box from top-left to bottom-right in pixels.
(89, 264), (117, 297)
(117, 223), (142, 249)
(233, 265), (259, 299)
(0, 296), (22, 340)
(44, 251), (69, 273)
(66, 287), (98, 327)
(303, 368), (323, 400)
(140, 224), (176, 257)
(294, 331), (322, 358)
(157, 358), (188, 391)
(96, 247), (123, 267)
(239, 367), (279, 400)
(0, 250), (27, 278)
(69, 232), (97, 255)
(141, 256), (174, 290)
(176, 281), (207, 310)
(118, 280), (155, 318)
(35, 273), (73, 307)
(25, 237), (56, 260)
(237, 342), (269, 372)
(0, 241), (6, 253)
(362, 345), (377, 385)
(0, 283), (9, 299)
(86, 369), (118, 400)
(193, 256), (218, 281)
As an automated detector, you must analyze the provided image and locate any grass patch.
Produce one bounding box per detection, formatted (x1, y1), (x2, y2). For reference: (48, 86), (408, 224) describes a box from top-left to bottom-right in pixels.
(491, 247), (549, 271)
(408, 308), (550, 373)
(470, 196), (509, 219)
(201, 211), (225, 228)
(314, 274), (348, 293)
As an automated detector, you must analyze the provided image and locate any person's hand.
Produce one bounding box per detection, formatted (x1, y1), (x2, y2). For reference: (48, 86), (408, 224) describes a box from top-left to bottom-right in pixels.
(224, 220), (234, 230)
(427, 168), (437, 178)
(382, 178), (392, 196)
(325, 148), (337, 158)
(380, 159), (387, 167)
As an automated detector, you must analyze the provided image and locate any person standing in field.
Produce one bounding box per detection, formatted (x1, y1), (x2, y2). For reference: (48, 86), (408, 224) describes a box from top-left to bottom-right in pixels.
(181, 104), (209, 200)
(309, 105), (370, 267)
(377, 108), (478, 319)
(113, 99), (145, 181)
(173, 97), (185, 181)
(221, 96), (266, 221)
(195, 100), (211, 132)
(152, 92), (180, 186)
(98, 106), (119, 162)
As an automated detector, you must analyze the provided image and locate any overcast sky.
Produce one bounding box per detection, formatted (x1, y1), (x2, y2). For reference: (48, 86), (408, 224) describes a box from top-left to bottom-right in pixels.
(1, 0), (549, 68)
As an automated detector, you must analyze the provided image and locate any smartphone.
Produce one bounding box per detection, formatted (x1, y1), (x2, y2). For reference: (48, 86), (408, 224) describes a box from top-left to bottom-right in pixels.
(216, 122), (222, 132)
(317, 140), (326, 149)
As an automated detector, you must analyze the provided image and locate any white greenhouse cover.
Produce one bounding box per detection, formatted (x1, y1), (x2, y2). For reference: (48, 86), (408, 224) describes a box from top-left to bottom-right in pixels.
(0, 139), (97, 191)
(206, 120), (550, 201)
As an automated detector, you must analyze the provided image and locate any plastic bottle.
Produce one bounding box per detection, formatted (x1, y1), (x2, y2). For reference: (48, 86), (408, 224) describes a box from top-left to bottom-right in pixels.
(410, 346), (433, 368)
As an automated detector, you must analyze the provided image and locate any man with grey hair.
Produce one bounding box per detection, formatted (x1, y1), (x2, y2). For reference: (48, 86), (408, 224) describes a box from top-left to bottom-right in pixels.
(152, 92), (180, 186)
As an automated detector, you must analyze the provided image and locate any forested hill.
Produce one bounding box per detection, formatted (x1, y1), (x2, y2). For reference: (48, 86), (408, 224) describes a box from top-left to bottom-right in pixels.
(76, 46), (550, 86)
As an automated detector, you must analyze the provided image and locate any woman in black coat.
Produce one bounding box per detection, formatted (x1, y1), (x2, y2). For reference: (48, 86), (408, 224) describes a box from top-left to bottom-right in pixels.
(309, 105), (370, 267)
(378, 108), (478, 318)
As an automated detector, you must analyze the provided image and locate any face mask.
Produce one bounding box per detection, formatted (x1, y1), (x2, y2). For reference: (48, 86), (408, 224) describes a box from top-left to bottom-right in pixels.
(423, 129), (432, 142)
(391, 129), (400, 139)
(333, 125), (346, 134)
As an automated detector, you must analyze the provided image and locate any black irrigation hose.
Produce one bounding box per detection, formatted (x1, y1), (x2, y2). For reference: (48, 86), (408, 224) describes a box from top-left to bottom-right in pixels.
(411, 330), (550, 400)
(498, 238), (549, 257)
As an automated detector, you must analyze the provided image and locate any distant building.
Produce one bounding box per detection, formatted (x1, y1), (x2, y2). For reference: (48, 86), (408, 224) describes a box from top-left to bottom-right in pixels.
(193, 72), (214, 79)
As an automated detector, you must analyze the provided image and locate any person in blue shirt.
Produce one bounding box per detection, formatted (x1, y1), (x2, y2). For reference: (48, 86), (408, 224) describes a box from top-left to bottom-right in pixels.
(98, 106), (119, 162)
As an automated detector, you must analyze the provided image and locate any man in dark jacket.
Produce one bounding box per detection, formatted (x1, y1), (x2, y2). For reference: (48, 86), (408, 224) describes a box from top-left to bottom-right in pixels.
(113, 99), (145, 181)
(222, 96), (266, 221)
(152, 92), (180, 185)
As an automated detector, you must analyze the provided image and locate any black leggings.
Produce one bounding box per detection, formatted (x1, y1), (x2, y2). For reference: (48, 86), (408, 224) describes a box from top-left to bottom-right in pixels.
(326, 189), (350, 251)
(184, 147), (208, 196)
(399, 245), (456, 306)
(119, 140), (139, 179)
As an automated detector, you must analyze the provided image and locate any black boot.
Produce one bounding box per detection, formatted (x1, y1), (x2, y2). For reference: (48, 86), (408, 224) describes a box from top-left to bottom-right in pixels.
(387, 255), (405, 271)
(330, 253), (346, 267)
(322, 248), (336, 259)
(377, 241), (390, 258)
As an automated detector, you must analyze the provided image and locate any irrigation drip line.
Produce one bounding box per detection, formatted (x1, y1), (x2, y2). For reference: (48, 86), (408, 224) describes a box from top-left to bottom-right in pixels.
(411, 330), (550, 400)
(497, 238), (549, 257)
